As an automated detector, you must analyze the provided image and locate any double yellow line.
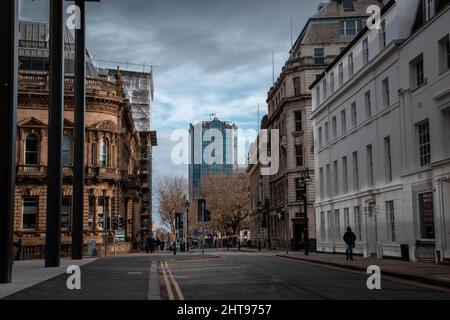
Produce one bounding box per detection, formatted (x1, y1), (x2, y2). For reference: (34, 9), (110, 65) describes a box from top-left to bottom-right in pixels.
(160, 261), (184, 300)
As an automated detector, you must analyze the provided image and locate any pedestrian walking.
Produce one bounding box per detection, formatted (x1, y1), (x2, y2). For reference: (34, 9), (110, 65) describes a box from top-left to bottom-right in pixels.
(144, 237), (150, 253)
(343, 227), (356, 261)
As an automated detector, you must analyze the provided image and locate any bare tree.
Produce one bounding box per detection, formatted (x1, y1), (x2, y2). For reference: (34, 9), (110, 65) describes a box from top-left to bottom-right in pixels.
(201, 172), (250, 236)
(157, 175), (187, 233)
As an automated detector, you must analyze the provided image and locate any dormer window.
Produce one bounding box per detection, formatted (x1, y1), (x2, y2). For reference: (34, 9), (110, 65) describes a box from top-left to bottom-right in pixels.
(343, 0), (354, 12)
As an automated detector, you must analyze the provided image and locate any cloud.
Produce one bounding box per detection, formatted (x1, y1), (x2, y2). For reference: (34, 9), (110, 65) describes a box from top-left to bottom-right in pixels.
(19, 0), (324, 228)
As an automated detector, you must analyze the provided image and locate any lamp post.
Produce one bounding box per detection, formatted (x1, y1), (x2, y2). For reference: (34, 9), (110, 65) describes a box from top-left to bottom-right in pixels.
(183, 198), (189, 252)
(257, 201), (261, 252)
(285, 203), (289, 255)
(302, 169), (312, 256)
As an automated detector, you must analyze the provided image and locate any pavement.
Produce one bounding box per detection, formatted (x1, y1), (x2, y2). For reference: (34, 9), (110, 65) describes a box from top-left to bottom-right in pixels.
(225, 247), (450, 289)
(0, 257), (97, 299)
(1, 250), (449, 300)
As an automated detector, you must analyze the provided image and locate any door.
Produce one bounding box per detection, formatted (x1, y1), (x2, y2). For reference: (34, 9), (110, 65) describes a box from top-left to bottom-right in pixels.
(293, 223), (304, 251)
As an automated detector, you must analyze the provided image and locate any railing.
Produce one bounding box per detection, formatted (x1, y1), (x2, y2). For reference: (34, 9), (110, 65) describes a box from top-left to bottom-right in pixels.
(17, 165), (46, 177)
(18, 71), (119, 98)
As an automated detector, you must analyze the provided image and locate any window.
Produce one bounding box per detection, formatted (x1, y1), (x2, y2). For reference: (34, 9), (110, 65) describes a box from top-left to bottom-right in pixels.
(320, 212), (326, 240)
(410, 54), (425, 89)
(99, 137), (109, 167)
(353, 151), (359, 190)
(438, 35), (450, 73)
(344, 208), (350, 229)
(367, 144), (374, 186)
(326, 164), (331, 198)
(351, 102), (357, 128)
(341, 109), (347, 134)
(314, 48), (325, 64)
(98, 197), (109, 230)
(365, 91), (372, 118)
(295, 178), (305, 201)
(333, 160), (339, 196)
(23, 197), (38, 230)
(418, 120), (431, 166)
(332, 116), (337, 139)
(334, 210), (341, 241)
(322, 80), (327, 101)
(295, 144), (304, 167)
(342, 156), (348, 194)
(61, 197), (71, 230)
(88, 197), (95, 230)
(294, 111), (302, 132)
(343, 0), (354, 12)
(319, 167), (324, 199)
(419, 192), (435, 239)
(354, 206), (362, 241)
(91, 143), (97, 166)
(382, 78), (390, 107)
(384, 136), (392, 182)
(62, 135), (72, 166)
(363, 38), (369, 64)
(316, 87), (321, 105)
(380, 20), (386, 48)
(25, 135), (39, 165)
(348, 52), (354, 77)
(327, 210), (333, 240)
(325, 121), (330, 143)
(386, 201), (395, 242)
(330, 71), (335, 93)
(340, 20), (359, 36)
(338, 63), (344, 87)
(318, 127), (323, 147)
(293, 77), (301, 97)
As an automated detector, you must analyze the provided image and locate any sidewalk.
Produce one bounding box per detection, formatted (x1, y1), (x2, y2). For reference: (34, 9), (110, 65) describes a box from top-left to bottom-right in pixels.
(0, 258), (97, 299)
(232, 248), (450, 289)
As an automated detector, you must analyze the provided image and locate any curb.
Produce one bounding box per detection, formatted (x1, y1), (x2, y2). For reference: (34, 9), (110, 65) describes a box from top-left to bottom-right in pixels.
(276, 254), (450, 289)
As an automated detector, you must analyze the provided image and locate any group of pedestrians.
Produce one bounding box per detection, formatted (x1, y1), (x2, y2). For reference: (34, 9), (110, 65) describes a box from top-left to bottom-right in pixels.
(144, 237), (164, 253)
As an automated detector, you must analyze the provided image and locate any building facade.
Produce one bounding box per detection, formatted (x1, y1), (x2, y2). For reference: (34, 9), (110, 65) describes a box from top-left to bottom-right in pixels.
(310, 0), (450, 262)
(188, 117), (238, 202)
(14, 21), (151, 258)
(257, 0), (382, 251)
(98, 68), (157, 238)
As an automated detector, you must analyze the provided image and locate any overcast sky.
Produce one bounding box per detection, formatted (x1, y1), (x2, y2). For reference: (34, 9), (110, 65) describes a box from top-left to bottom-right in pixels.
(19, 0), (323, 227)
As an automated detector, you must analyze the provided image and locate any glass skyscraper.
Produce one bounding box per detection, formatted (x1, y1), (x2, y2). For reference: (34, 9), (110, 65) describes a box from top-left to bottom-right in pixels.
(189, 117), (238, 202)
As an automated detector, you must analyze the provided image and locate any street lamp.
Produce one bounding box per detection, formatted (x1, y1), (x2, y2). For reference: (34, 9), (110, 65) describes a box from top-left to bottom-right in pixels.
(301, 169), (312, 256)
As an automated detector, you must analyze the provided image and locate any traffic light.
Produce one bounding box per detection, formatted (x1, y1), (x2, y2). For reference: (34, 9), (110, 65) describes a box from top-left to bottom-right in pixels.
(117, 215), (124, 229)
(261, 212), (267, 228)
(205, 209), (211, 222)
(198, 199), (206, 222)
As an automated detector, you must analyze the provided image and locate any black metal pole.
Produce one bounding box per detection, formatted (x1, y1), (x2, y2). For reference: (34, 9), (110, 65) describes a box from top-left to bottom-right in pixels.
(0, 0), (18, 284)
(304, 178), (309, 256)
(72, 0), (86, 260)
(45, 0), (64, 268)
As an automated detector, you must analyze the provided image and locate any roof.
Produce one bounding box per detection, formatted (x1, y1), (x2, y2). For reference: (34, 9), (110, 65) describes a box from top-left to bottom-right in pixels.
(18, 20), (98, 77)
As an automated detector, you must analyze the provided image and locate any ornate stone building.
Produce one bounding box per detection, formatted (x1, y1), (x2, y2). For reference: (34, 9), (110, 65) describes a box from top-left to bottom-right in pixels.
(14, 21), (149, 258)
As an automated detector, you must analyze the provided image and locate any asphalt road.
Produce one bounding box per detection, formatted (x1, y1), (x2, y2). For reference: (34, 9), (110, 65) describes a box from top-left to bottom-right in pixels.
(4, 250), (450, 300)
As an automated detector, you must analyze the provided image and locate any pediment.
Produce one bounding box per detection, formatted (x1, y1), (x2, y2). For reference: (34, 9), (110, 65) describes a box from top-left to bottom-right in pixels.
(89, 120), (118, 132)
(17, 117), (47, 128)
(64, 118), (74, 128)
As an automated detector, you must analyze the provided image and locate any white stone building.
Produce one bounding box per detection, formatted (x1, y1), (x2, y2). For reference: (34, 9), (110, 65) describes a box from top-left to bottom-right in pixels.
(310, 0), (450, 262)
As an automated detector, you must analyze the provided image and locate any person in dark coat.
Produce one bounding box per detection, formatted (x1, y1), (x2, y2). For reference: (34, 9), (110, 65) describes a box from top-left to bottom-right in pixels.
(144, 237), (150, 253)
(343, 227), (356, 261)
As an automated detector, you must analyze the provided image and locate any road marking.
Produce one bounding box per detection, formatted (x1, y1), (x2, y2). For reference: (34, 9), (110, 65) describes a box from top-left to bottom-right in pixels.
(164, 261), (185, 300)
(160, 261), (174, 300)
(127, 271), (143, 275)
(147, 261), (161, 300)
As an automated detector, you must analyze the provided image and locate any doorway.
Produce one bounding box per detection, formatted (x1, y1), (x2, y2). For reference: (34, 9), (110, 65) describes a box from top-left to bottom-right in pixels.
(366, 202), (378, 256)
(293, 222), (305, 251)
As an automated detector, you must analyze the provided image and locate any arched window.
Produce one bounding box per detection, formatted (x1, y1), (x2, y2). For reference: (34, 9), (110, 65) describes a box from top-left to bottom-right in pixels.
(99, 137), (109, 167)
(62, 135), (72, 166)
(25, 135), (39, 165)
